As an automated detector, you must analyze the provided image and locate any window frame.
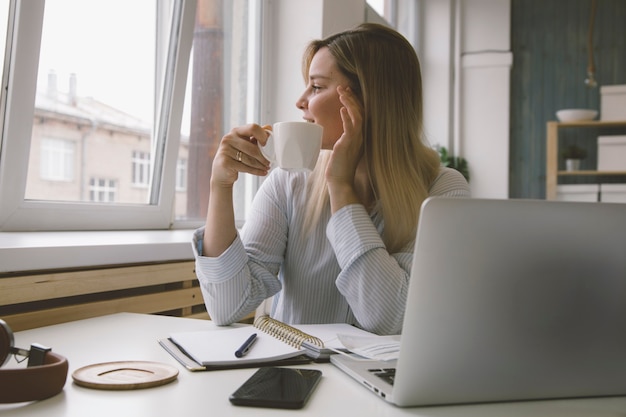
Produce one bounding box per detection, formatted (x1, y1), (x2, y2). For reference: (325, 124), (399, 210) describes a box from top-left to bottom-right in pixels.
(0, 0), (196, 231)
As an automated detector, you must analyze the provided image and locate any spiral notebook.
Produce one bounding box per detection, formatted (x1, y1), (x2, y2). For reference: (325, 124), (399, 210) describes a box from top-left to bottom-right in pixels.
(159, 315), (376, 371)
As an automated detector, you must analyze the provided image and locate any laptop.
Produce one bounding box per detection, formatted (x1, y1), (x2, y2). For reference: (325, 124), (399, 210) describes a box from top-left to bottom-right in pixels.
(331, 197), (626, 407)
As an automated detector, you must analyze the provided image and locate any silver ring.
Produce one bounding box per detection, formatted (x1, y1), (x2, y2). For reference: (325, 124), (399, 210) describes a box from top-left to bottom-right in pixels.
(236, 150), (242, 162)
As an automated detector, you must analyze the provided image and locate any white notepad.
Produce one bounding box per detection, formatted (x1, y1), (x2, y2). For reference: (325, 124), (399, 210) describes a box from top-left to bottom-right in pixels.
(167, 320), (377, 367)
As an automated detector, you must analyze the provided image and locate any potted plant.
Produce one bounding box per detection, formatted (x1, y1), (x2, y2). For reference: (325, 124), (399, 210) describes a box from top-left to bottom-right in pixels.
(437, 145), (470, 182)
(562, 145), (587, 171)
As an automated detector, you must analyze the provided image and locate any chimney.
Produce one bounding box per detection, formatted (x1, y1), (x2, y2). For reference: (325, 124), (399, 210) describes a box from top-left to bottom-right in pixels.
(69, 73), (77, 106)
(47, 70), (57, 99)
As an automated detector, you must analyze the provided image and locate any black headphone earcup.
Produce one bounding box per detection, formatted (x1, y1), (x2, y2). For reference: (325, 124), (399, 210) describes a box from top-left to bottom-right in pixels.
(0, 319), (13, 366)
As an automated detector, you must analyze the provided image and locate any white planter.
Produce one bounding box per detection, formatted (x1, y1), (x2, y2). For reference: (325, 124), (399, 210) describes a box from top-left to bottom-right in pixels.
(565, 159), (582, 171)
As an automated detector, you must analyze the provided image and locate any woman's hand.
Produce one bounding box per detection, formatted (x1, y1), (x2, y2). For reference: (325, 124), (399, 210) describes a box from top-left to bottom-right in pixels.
(204, 124), (271, 257)
(326, 86), (364, 186)
(211, 124), (272, 188)
(326, 86), (365, 212)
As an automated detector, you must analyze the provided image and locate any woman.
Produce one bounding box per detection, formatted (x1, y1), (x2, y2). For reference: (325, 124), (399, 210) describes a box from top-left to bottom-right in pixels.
(192, 23), (470, 335)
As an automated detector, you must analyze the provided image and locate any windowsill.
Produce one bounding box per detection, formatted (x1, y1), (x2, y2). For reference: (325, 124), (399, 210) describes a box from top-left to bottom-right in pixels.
(0, 229), (196, 274)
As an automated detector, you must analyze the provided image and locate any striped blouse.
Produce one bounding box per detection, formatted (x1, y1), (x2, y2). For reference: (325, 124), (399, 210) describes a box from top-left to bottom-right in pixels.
(192, 166), (470, 335)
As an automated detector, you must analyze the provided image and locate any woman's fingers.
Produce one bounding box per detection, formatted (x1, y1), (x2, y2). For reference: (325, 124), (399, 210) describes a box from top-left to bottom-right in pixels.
(338, 86), (362, 132)
(325, 86), (364, 187)
(335, 86), (364, 157)
(212, 124), (271, 185)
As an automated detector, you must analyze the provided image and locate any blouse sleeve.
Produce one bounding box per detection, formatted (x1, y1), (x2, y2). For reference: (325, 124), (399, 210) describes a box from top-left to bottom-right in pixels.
(327, 204), (413, 335)
(191, 170), (294, 325)
(192, 227), (282, 325)
(326, 167), (470, 335)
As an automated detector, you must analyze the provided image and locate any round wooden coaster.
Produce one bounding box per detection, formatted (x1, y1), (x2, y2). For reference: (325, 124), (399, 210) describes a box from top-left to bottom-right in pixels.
(72, 361), (179, 390)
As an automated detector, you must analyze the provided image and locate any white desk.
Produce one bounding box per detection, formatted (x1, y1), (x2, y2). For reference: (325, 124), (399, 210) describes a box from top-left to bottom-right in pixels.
(2, 313), (626, 416)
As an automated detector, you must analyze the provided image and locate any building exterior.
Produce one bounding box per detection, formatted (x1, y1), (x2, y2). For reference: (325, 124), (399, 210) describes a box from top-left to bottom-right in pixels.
(26, 73), (189, 218)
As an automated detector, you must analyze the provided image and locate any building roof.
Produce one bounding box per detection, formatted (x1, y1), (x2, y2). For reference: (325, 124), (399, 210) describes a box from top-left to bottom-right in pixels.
(34, 75), (151, 136)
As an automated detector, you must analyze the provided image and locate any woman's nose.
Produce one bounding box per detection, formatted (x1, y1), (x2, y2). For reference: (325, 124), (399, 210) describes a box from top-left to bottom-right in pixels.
(295, 93), (307, 110)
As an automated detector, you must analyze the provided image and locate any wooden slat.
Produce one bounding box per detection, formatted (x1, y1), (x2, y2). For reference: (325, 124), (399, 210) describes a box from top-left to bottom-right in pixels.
(185, 311), (254, 324)
(186, 311), (211, 320)
(180, 279), (194, 317)
(1, 261), (196, 305)
(3, 287), (204, 331)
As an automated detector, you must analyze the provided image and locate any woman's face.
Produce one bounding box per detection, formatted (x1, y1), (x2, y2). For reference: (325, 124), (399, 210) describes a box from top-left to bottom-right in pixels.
(296, 47), (351, 150)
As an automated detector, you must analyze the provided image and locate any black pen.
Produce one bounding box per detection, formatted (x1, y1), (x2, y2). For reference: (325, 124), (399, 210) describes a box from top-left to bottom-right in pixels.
(235, 333), (258, 358)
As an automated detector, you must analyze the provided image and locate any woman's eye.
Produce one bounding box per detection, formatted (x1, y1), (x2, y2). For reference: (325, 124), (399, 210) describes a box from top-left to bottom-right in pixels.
(311, 85), (321, 93)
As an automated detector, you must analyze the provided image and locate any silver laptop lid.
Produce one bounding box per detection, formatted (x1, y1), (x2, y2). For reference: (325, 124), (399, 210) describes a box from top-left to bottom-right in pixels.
(393, 197), (626, 406)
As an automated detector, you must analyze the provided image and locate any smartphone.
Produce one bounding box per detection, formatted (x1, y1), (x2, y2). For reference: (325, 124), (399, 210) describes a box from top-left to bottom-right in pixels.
(229, 367), (322, 409)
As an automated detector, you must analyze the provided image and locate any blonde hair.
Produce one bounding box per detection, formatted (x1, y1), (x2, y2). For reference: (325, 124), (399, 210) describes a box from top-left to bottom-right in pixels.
(303, 23), (440, 253)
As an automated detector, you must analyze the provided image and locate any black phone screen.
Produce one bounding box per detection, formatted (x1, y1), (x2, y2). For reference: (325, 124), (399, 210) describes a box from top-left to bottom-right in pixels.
(229, 367), (322, 409)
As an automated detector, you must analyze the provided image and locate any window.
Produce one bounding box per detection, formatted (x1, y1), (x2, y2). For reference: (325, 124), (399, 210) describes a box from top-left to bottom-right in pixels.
(176, 158), (188, 192)
(89, 178), (117, 203)
(367, 0), (387, 16)
(40, 138), (75, 182)
(132, 151), (151, 188)
(177, 0), (262, 226)
(27, 0), (157, 206)
(0, 0), (261, 231)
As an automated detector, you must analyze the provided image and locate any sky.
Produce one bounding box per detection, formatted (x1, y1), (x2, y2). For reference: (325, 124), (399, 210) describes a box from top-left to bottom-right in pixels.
(37, 0), (156, 122)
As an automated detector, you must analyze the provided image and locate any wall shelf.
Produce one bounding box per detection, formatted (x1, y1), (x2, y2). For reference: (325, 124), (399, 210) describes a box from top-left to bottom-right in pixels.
(546, 120), (626, 200)
(557, 170), (626, 176)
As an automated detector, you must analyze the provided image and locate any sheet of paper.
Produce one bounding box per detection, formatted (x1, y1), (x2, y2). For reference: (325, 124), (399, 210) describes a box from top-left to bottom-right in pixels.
(336, 334), (401, 361)
(294, 323), (377, 349)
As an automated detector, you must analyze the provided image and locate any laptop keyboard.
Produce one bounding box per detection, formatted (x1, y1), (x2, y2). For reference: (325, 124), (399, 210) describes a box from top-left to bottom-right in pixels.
(369, 368), (396, 386)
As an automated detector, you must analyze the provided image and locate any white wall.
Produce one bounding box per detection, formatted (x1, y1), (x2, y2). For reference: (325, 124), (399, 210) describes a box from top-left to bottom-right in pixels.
(262, 0), (366, 124)
(458, 0), (511, 198)
(461, 51), (512, 198)
(419, 0), (511, 198)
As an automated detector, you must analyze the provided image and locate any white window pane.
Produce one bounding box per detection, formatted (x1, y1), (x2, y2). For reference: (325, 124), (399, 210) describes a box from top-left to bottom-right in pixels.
(25, 0), (158, 206)
(367, 0), (386, 16)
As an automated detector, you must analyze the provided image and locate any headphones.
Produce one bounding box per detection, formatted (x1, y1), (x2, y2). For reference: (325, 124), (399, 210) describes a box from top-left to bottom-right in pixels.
(0, 319), (68, 403)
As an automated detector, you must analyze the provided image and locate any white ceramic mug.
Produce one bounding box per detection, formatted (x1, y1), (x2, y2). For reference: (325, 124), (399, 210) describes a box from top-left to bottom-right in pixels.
(260, 121), (323, 172)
